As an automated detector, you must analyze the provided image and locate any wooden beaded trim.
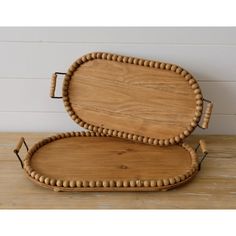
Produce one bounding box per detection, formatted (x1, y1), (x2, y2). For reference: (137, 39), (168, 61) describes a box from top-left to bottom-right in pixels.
(60, 52), (204, 146)
(23, 131), (199, 192)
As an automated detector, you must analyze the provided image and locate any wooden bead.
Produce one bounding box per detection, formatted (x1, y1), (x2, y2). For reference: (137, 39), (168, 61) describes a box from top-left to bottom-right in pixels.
(130, 180), (136, 187)
(148, 138), (153, 144)
(180, 133), (185, 139)
(112, 130), (118, 136)
(176, 67), (182, 74)
(103, 180), (109, 187)
(164, 139), (169, 146)
(154, 62), (160, 68)
(127, 134), (132, 139)
(171, 65), (177, 71)
(50, 179), (56, 186)
(76, 180), (82, 187)
(174, 176), (181, 183)
(181, 70), (187, 76)
(102, 53), (107, 59)
(44, 177), (50, 185)
(179, 175), (186, 181)
(56, 180), (63, 187)
(160, 63), (165, 69)
(143, 137), (148, 143)
(117, 131), (123, 138)
(195, 94), (202, 100)
(122, 133), (127, 139)
(63, 180), (69, 187)
(82, 180), (89, 187)
(109, 180), (115, 187)
(107, 129), (113, 135)
(96, 52), (102, 59)
(149, 61), (154, 67)
(117, 55), (123, 62)
(39, 176), (45, 183)
(163, 179), (170, 186)
(153, 139), (158, 145)
(150, 180), (156, 187)
(174, 136), (180, 142)
(128, 57), (133, 63)
(159, 140), (164, 146)
(136, 180), (142, 187)
(185, 74), (192, 80)
(157, 179), (163, 187)
(144, 60), (149, 66)
(192, 83), (199, 89)
(144, 180), (150, 187)
(96, 181), (102, 187)
(97, 127), (103, 133)
(34, 173), (40, 181)
(165, 64), (171, 70)
(116, 180), (123, 187)
(133, 58), (139, 64)
(112, 55), (118, 61)
(137, 136), (143, 142)
(169, 138), (175, 144)
(86, 54), (91, 60)
(138, 59), (144, 66)
(89, 181), (95, 188)
(106, 54), (112, 60)
(188, 79), (195, 85)
(123, 180), (129, 187)
(184, 130), (190, 136)
(169, 178), (176, 185)
(30, 171), (36, 178)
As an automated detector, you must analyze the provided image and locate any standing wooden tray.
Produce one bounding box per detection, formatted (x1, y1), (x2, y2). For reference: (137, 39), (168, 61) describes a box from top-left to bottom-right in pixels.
(51, 52), (213, 146)
(14, 132), (208, 192)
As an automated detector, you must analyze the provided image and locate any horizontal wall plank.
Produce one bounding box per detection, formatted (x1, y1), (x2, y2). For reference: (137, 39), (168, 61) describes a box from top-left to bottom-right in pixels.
(0, 27), (236, 44)
(0, 112), (234, 134)
(0, 79), (235, 114)
(0, 42), (236, 81)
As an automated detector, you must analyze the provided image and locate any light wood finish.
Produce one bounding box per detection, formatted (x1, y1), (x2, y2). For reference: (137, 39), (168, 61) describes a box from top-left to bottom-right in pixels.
(56, 52), (213, 146)
(199, 139), (207, 154)
(16, 132), (199, 192)
(201, 102), (213, 129)
(13, 137), (25, 154)
(49, 73), (57, 98)
(1, 133), (235, 209)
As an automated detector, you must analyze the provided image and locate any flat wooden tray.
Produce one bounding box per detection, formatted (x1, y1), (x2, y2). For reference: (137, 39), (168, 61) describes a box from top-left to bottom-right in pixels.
(51, 52), (213, 146)
(14, 132), (207, 192)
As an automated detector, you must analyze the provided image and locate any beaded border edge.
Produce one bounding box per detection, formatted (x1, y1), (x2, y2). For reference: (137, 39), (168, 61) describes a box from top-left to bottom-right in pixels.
(61, 52), (203, 146)
(23, 131), (199, 192)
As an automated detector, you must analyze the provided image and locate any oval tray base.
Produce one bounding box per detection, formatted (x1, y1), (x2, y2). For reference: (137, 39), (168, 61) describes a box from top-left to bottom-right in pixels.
(23, 132), (199, 192)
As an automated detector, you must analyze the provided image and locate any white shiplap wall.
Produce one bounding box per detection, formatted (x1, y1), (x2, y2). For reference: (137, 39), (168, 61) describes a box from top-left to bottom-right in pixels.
(0, 27), (235, 134)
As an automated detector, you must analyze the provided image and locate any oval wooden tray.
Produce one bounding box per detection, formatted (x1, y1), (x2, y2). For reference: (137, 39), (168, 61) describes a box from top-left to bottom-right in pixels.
(51, 52), (213, 146)
(14, 132), (207, 192)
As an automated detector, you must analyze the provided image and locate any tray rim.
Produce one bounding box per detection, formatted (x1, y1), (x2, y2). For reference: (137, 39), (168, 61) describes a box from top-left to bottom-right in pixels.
(62, 52), (203, 146)
(23, 131), (199, 192)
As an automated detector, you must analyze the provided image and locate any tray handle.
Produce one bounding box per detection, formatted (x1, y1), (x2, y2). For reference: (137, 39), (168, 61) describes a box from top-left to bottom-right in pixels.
(198, 99), (213, 129)
(195, 139), (208, 171)
(13, 137), (29, 168)
(50, 72), (66, 99)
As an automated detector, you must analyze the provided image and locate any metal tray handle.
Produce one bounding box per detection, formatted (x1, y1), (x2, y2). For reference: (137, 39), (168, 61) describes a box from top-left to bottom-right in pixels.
(13, 137), (29, 168)
(50, 72), (66, 99)
(198, 99), (213, 129)
(195, 139), (208, 170)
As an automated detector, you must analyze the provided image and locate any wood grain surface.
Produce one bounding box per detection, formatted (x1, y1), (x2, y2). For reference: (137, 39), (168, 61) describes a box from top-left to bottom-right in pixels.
(25, 134), (197, 191)
(69, 58), (198, 140)
(0, 133), (235, 209)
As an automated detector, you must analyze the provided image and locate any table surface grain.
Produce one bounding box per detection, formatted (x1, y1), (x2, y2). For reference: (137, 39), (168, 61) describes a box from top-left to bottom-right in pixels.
(0, 133), (235, 209)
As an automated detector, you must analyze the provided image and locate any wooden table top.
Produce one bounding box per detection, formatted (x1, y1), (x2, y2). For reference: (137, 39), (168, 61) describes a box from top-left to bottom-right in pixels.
(0, 133), (235, 209)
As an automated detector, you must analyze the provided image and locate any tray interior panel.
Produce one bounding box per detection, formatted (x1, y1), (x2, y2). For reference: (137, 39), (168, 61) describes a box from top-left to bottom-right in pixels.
(30, 136), (192, 180)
